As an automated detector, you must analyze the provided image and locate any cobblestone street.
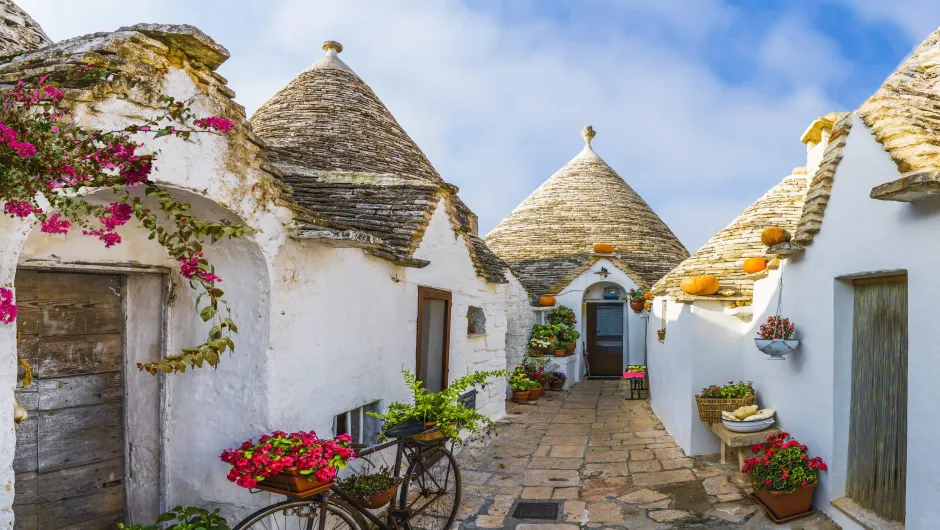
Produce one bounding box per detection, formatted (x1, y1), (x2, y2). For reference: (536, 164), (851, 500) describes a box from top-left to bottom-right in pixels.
(455, 380), (838, 529)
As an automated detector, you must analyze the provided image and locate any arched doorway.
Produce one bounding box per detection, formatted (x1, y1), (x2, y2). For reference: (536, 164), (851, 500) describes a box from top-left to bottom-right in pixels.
(582, 281), (628, 377)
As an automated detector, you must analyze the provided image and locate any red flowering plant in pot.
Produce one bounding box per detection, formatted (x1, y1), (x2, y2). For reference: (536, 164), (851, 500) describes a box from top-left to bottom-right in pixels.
(742, 432), (827, 519)
(221, 430), (355, 498)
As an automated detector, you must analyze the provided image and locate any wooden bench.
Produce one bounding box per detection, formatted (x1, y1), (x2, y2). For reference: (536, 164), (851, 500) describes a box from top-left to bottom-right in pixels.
(708, 423), (781, 479)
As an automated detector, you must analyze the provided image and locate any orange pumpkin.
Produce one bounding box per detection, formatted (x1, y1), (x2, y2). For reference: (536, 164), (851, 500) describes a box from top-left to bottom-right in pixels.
(643, 301), (652, 310)
(742, 258), (768, 274)
(593, 243), (615, 254)
(643, 291), (652, 300)
(760, 227), (791, 247)
(679, 275), (720, 296)
(538, 296), (556, 307)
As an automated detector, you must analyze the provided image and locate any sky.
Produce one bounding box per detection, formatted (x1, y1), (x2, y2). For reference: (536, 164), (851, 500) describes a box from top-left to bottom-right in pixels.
(16, 0), (939, 251)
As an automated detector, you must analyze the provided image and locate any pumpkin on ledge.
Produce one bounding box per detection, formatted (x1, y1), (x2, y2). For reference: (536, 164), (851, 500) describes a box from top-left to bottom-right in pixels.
(760, 227), (791, 247)
(742, 258), (768, 274)
(593, 243), (615, 254)
(680, 275), (720, 296)
(538, 296), (556, 307)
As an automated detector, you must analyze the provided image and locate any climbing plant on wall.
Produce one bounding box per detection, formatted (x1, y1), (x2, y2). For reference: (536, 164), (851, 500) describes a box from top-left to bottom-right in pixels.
(0, 65), (251, 375)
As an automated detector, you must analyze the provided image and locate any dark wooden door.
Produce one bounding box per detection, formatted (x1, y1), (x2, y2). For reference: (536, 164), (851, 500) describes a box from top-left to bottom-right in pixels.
(416, 287), (451, 392)
(586, 303), (624, 376)
(13, 270), (126, 530)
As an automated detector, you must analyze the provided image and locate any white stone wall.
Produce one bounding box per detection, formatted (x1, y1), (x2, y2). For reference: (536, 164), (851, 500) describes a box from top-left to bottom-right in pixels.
(505, 273), (536, 368)
(646, 114), (940, 526)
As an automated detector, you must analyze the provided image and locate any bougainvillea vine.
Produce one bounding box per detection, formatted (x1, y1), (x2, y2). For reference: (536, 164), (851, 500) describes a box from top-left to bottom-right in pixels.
(0, 66), (251, 375)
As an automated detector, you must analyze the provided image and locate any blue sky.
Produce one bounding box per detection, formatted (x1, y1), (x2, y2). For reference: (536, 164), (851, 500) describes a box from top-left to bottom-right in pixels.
(18, 0), (939, 251)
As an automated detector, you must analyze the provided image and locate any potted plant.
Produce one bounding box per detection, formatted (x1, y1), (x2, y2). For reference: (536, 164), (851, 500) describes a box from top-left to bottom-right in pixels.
(220, 430), (355, 496)
(369, 369), (507, 444)
(558, 326), (580, 354)
(336, 467), (403, 509)
(509, 372), (537, 402)
(119, 506), (230, 530)
(694, 381), (756, 424)
(526, 337), (552, 356)
(548, 371), (567, 391)
(755, 316), (799, 359)
(530, 324), (559, 348)
(743, 432), (827, 519)
(552, 341), (567, 357)
(627, 289), (645, 313)
(547, 305), (576, 327)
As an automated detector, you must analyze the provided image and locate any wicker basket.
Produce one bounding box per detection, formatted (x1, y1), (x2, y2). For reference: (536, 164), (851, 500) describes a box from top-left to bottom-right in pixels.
(695, 393), (756, 424)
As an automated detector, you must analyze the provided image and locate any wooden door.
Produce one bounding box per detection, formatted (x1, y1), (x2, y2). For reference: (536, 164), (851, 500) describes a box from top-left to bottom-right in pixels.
(416, 287), (451, 392)
(846, 276), (907, 522)
(13, 270), (126, 530)
(586, 303), (624, 376)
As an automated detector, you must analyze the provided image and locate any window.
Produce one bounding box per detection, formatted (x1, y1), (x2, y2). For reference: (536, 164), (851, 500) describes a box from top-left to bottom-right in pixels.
(333, 401), (382, 445)
(467, 306), (486, 335)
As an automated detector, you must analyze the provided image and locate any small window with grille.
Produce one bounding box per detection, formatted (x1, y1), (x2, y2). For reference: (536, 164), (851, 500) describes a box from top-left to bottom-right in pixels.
(333, 401), (382, 445)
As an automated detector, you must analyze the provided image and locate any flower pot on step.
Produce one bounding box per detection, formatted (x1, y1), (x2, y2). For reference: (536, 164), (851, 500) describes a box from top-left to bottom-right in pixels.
(752, 481), (816, 520)
(357, 485), (399, 509)
(550, 381), (565, 391)
(564, 341), (576, 354)
(511, 390), (530, 403)
(554, 349), (566, 357)
(529, 386), (542, 399)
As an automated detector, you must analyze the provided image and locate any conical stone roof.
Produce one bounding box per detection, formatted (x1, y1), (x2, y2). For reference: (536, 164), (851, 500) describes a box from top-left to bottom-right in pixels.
(250, 41), (507, 283)
(485, 126), (688, 296)
(0, 0), (51, 57)
(251, 41), (441, 183)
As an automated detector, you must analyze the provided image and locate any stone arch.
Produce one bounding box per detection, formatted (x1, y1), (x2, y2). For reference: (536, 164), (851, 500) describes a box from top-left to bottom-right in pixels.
(4, 185), (273, 524)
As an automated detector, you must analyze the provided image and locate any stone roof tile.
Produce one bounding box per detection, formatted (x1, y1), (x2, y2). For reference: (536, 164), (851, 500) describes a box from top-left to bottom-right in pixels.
(0, 0), (50, 58)
(652, 172), (810, 301)
(485, 126), (688, 296)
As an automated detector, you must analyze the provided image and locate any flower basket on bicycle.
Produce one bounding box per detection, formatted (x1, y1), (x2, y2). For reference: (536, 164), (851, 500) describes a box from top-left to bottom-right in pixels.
(220, 430), (354, 498)
(254, 467), (333, 499)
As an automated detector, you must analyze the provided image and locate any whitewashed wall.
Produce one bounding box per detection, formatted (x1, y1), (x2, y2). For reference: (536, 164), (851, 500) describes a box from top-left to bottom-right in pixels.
(646, 113), (940, 527)
(505, 274), (536, 369)
(0, 69), (285, 527)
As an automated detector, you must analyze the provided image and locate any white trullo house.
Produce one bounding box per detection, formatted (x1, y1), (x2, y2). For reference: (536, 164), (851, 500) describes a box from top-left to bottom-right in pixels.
(487, 126), (688, 385)
(0, 2), (518, 527)
(646, 26), (940, 530)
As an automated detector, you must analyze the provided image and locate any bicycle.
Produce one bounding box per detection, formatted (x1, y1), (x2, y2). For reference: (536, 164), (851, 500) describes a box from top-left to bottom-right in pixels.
(233, 419), (462, 530)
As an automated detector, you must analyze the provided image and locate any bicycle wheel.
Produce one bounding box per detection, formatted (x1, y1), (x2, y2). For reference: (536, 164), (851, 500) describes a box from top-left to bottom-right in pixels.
(398, 445), (461, 529)
(233, 498), (358, 530)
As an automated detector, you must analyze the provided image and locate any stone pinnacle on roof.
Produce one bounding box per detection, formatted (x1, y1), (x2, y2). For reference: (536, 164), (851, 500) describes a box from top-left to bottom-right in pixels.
(322, 40), (343, 53)
(485, 125), (689, 296)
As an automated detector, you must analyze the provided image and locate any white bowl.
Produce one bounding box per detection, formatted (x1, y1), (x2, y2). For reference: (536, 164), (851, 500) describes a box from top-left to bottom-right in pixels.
(722, 416), (776, 433)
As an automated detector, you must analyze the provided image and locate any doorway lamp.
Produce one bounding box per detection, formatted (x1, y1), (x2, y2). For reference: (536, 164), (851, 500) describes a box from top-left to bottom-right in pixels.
(594, 267), (610, 280)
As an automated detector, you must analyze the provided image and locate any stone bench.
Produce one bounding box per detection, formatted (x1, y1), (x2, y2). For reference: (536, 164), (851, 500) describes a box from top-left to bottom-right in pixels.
(708, 423), (781, 479)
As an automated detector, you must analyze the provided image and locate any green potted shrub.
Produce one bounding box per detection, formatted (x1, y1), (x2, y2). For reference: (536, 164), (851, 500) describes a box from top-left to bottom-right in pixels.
(530, 323), (558, 345)
(546, 305), (576, 327)
(509, 373), (537, 402)
(743, 432), (827, 519)
(336, 467), (403, 509)
(552, 341), (567, 357)
(119, 506), (230, 530)
(526, 337), (552, 356)
(369, 369), (507, 444)
(558, 326), (580, 354)
(695, 380), (756, 424)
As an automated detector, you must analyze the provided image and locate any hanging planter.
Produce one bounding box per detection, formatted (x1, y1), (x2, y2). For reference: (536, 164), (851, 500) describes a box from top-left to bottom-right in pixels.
(756, 315), (799, 360)
(627, 288), (646, 312)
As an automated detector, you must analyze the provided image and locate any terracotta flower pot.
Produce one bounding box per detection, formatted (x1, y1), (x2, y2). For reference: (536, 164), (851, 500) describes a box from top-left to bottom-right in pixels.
(629, 300), (644, 313)
(554, 349), (566, 357)
(550, 381), (565, 391)
(752, 481), (816, 520)
(511, 390), (530, 403)
(529, 386), (542, 399)
(357, 485), (399, 509)
(564, 341), (576, 354)
(255, 467), (334, 499)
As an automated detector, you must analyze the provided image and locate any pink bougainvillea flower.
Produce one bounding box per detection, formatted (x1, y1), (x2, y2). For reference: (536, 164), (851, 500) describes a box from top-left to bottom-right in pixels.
(194, 115), (236, 133)
(0, 287), (17, 324)
(40, 213), (71, 235)
(3, 200), (36, 218)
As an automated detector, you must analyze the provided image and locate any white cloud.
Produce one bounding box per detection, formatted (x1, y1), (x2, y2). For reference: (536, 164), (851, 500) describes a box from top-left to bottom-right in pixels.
(13, 0), (849, 251)
(828, 0), (940, 43)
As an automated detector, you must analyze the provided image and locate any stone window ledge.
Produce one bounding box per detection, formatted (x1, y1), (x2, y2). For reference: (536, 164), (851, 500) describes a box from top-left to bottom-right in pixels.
(831, 497), (903, 530)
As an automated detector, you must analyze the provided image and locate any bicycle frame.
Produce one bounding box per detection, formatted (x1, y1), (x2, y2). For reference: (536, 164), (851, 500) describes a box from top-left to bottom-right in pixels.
(332, 436), (451, 529)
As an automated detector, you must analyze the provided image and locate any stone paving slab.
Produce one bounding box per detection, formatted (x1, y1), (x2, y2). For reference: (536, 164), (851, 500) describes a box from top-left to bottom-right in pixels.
(455, 381), (838, 529)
